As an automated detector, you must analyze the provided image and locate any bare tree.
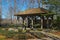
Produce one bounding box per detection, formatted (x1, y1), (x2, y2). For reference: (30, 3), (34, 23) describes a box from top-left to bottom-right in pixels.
(27, 0), (41, 9)
(9, 7), (13, 24)
(6, 0), (13, 24)
(37, 0), (41, 8)
(27, 0), (35, 9)
(0, 0), (2, 25)
(14, 0), (18, 24)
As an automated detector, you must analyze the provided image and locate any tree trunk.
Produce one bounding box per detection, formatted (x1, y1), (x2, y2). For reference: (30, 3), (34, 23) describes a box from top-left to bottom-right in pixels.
(0, 0), (2, 26)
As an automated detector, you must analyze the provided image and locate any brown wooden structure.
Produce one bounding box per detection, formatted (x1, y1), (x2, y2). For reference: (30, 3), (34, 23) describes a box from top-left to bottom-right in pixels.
(14, 8), (55, 29)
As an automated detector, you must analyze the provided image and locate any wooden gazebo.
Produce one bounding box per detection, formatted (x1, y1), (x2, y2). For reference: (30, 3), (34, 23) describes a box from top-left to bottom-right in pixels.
(14, 8), (55, 29)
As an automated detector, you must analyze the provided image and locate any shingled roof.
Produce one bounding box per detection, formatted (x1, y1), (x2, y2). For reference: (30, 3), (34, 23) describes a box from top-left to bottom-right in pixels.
(14, 8), (48, 16)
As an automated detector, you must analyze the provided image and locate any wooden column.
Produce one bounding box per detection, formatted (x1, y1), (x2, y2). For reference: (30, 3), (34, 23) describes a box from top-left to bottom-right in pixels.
(16, 16), (17, 24)
(40, 16), (43, 29)
(22, 16), (26, 30)
(51, 15), (54, 28)
(26, 16), (28, 28)
(17, 16), (20, 23)
(16, 16), (20, 26)
(34, 16), (36, 28)
(30, 16), (34, 29)
(27, 16), (30, 28)
(27, 16), (31, 28)
(31, 18), (33, 29)
(46, 16), (49, 29)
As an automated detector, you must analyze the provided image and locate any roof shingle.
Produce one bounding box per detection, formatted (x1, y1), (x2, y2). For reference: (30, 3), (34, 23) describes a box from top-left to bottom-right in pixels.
(14, 8), (48, 16)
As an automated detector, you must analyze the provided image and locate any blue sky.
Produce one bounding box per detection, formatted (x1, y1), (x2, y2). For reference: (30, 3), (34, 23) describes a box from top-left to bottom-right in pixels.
(2, 0), (28, 19)
(2, 0), (8, 18)
(2, 0), (47, 19)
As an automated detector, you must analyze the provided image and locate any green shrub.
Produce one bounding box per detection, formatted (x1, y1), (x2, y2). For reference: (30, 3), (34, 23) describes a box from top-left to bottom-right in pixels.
(6, 31), (17, 38)
(0, 30), (7, 35)
(37, 28), (42, 31)
(53, 16), (60, 30)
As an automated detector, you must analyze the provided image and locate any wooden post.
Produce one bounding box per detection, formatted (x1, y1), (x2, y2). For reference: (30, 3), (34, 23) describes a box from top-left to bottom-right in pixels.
(30, 16), (34, 29)
(22, 17), (26, 30)
(33, 16), (36, 28)
(51, 15), (53, 29)
(17, 16), (20, 23)
(47, 16), (49, 29)
(41, 16), (43, 29)
(16, 16), (18, 26)
(27, 16), (29, 28)
(27, 16), (31, 28)
(31, 18), (33, 29)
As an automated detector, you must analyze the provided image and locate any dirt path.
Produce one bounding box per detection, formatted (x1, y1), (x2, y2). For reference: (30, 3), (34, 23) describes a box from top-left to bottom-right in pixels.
(6, 38), (14, 40)
(26, 33), (38, 39)
(52, 32), (60, 36)
(40, 31), (60, 40)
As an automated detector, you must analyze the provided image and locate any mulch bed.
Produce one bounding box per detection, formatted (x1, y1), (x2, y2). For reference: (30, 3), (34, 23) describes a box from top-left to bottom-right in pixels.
(52, 31), (60, 36)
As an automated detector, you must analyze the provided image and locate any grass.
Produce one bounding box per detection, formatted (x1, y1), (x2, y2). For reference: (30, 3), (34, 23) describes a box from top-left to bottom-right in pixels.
(0, 28), (17, 39)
